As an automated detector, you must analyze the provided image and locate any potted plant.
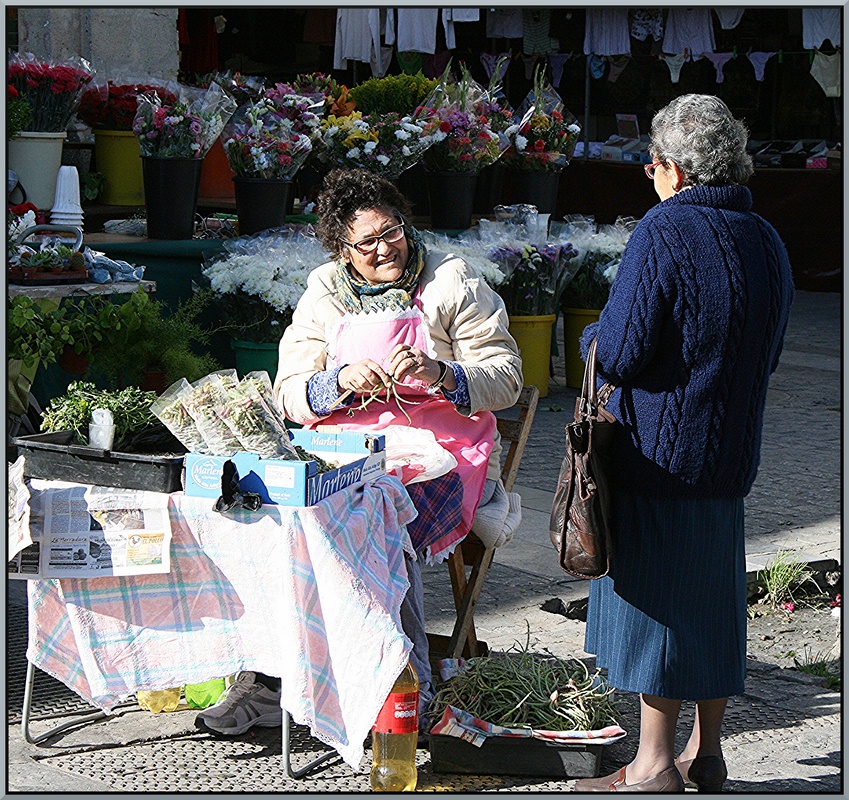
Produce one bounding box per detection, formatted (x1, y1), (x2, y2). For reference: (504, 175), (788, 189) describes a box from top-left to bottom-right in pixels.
(502, 65), (581, 215)
(198, 229), (330, 380)
(132, 83), (236, 239)
(58, 295), (125, 374)
(7, 52), (93, 211)
(91, 288), (221, 392)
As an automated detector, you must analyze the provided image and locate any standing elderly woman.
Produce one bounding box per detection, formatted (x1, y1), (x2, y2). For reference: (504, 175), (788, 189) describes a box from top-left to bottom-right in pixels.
(574, 95), (793, 793)
(273, 167), (522, 720)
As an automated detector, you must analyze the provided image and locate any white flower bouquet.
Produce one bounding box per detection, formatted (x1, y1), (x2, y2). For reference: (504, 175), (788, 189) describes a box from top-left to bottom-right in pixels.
(200, 228), (331, 343)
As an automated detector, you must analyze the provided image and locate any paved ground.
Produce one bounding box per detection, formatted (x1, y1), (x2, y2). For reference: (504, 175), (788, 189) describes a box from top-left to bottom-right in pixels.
(7, 290), (841, 795)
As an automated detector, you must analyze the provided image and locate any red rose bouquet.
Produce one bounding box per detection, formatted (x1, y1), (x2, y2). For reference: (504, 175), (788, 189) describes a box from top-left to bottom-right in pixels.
(8, 52), (93, 132)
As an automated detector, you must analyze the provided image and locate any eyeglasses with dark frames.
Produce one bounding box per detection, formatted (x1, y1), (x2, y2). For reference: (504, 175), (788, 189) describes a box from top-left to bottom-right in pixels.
(340, 223), (406, 255)
(644, 161), (665, 179)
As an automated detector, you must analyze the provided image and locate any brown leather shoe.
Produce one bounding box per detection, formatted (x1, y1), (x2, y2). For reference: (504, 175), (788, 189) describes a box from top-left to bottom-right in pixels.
(674, 755), (727, 792)
(574, 765), (684, 792)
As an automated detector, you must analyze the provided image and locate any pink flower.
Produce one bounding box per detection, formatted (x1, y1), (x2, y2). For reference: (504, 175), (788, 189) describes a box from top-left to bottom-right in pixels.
(829, 594), (841, 608)
(779, 601), (795, 612)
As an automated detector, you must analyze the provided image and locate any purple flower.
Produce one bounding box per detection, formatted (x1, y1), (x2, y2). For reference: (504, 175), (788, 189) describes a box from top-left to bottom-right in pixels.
(146, 130), (158, 140)
(190, 119), (202, 135)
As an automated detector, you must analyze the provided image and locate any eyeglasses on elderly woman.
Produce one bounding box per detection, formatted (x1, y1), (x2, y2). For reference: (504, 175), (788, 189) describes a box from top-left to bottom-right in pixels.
(340, 222), (406, 255)
(644, 161), (665, 179)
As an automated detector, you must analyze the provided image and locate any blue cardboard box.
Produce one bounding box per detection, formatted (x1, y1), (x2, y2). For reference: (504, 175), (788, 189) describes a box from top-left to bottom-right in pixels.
(184, 430), (386, 507)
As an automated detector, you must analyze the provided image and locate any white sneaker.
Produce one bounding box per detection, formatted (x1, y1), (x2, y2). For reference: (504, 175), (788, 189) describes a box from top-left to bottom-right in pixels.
(194, 671), (282, 735)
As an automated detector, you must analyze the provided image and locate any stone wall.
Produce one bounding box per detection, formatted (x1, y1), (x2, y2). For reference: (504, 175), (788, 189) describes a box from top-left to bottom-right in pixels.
(17, 8), (179, 80)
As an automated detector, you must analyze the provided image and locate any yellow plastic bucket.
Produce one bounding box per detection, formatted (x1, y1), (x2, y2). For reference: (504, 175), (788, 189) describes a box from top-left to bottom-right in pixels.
(508, 314), (556, 398)
(562, 307), (602, 388)
(94, 129), (144, 205)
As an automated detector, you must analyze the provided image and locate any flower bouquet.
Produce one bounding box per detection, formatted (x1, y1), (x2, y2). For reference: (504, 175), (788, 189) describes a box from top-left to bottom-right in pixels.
(77, 79), (176, 130)
(7, 52), (93, 132)
(132, 82), (237, 158)
(199, 228), (331, 343)
(418, 64), (507, 175)
(502, 66), (580, 174)
(262, 84), (324, 134)
(318, 111), (434, 179)
(289, 72), (337, 109)
(459, 220), (581, 316)
(205, 70), (267, 106)
(222, 100), (315, 180)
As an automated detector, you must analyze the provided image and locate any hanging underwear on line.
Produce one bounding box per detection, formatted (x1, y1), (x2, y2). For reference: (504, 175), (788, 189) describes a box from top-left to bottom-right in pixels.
(548, 53), (571, 87)
(588, 54), (606, 79)
(659, 53), (687, 83)
(810, 50), (841, 98)
(480, 51), (511, 82)
(606, 55), (632, 83)
(746, 51), (775, 82)
(702, 52), (734, 83)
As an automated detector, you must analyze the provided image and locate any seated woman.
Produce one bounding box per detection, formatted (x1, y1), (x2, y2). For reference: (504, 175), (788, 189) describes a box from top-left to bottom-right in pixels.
(195, 168), (522, 736)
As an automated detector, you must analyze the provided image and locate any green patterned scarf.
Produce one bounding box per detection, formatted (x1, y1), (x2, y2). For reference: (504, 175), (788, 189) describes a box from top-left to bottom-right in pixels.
(333, 225), (427, 313)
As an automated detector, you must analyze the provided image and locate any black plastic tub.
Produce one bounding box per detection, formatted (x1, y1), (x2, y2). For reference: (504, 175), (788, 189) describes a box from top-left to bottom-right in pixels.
(12, 431), (185, 493)
(429, 733), (602, 778)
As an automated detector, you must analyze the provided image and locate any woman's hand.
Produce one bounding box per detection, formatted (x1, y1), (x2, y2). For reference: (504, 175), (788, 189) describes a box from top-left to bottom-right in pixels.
(338, 360), (391, 395)
(388, 343), (441, 385)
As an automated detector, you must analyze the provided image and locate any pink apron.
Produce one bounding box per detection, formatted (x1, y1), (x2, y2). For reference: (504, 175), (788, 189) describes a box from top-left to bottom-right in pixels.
(309, 301), (496, 551)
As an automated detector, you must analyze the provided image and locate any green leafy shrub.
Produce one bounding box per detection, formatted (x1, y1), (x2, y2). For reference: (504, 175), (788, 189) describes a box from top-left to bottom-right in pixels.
(349, 72), (437, 116)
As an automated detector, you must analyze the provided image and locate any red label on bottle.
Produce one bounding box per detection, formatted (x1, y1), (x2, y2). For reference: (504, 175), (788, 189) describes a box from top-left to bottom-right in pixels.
(372, 690), (418, 734)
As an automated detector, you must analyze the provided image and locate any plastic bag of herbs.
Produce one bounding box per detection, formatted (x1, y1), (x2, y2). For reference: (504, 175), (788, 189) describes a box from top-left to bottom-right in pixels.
(38, 382), (184, 454)
(426, 633), (620, 735)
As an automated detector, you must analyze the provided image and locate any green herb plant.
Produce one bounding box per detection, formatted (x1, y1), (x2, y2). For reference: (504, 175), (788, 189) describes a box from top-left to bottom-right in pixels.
(40, 382), (158, 445)
(8, 296), (72, 369)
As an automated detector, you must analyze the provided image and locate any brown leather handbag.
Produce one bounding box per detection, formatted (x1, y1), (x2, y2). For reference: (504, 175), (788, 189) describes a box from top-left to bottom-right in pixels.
(549, 339), (617, 579)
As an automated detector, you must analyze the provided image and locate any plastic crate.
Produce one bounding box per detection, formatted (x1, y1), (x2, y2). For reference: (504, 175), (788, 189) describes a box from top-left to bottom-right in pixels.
(429, 733), (603, 778)
(12, 431), (185, 493)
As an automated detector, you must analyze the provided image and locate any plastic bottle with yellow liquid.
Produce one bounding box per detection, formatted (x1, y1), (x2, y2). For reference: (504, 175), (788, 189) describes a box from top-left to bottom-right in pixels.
(136, 688), (182, 713)
(370, 662), (419, 792)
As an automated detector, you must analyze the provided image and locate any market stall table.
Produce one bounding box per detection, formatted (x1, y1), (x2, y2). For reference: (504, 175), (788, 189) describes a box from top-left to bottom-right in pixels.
(22, 475), (418, 772)
(7, 279), (156, 300)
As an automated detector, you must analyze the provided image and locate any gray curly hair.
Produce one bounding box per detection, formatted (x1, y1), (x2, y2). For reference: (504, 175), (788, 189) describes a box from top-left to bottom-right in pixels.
(650, 94), (753, 187)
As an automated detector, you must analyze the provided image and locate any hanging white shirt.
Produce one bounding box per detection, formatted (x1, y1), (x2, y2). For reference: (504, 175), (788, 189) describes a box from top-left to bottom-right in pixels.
(334, 9), (382, 70)
(389, 8), (439, 54)
(802, 8), (841, 49)
(442, 9), (481, 50)
(662, 8), (715, 57)
(486, 9), (523, 39)
(583, 8), (631, 56)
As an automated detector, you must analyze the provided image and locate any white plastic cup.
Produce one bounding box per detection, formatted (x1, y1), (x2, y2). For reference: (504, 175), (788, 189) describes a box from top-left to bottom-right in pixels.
(88, 423), (115, 449)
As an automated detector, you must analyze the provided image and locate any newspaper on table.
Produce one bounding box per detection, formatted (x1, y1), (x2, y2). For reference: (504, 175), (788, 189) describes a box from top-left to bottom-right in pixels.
(8, 468), (172, 579)
(8, 456), (37, 578)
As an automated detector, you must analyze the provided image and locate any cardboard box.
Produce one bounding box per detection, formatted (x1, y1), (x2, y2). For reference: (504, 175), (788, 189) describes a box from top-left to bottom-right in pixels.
(600, 114), (642, 162)
(621, 138), (651, 164)
(826, 149), (841, 169)
(184, 430), (386, 507)
(600, 136), (631, 161)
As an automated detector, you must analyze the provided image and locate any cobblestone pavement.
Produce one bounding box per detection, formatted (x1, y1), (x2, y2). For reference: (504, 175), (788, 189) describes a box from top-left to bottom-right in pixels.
(7, 291), (841, 795)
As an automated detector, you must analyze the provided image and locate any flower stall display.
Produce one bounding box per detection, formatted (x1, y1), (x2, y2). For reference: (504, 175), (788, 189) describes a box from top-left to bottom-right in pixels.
(221, 95), (319, 235)
(78, 78), (175, 131)
(7, 52), (94, 210)
(318, 111), (434, 179)
(132, 82), (237, 239)
(420, 231), (507, 288)
(502, 66), (581, 215)
(415, 64), (509, 229)
(199, 228), (331, 378)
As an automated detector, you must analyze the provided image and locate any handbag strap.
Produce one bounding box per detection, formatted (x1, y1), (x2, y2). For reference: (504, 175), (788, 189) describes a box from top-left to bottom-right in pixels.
(580, 339), (615, 420)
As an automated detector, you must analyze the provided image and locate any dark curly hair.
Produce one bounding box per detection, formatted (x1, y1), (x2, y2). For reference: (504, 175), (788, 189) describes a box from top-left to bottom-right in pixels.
(315, 168), (413, 258)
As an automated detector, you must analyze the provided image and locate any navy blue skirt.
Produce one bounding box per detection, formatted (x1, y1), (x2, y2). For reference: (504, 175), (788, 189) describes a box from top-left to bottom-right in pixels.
(584, 491), (747, 700)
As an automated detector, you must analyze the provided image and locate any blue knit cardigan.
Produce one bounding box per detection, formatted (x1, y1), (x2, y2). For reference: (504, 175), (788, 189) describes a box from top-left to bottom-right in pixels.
(580, 184), (794, 498)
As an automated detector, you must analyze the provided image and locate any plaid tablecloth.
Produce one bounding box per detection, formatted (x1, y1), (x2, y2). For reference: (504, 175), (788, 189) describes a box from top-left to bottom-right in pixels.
(27, 474), (417, 769)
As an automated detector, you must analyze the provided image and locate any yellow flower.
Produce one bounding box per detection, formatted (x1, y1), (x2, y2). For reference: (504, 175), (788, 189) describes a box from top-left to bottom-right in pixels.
(531, 114), (550, 130)
(322, 111), (363, 131)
